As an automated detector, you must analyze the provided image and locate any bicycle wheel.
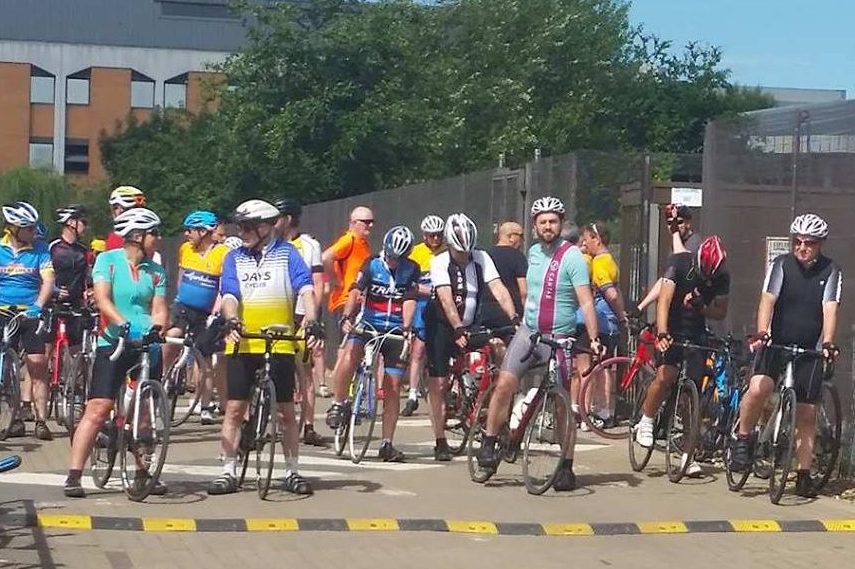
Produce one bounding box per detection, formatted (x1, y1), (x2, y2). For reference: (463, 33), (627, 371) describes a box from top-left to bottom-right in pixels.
(119, 380), (171, 502)
(349, 367), (379, 464)
(0, 349), (21, 440)
(812, 382), (841, 492)
(664, 379), (699, 483)
(695, 379), (720, 462)
(579, 356), (643, 439)
(769, 388), (797, 504)
(90, 392), (120, 489)
(466, 381), (497, 483)
(60, 351), (88, 441)
(165, 350), (205, 428)
(256, 380), (278, 500)
(444, 373), (472, 454)
(522, 387), (573, 495)
(333, 417), (349, 457)
(724, 415), (751, 492)
(628, 380), (654, 472)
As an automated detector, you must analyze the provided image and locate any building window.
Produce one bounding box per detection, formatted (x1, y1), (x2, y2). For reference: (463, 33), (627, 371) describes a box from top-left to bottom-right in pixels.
(66, 69), (91, 105)
(131, 71), (155, 108)
(29, 139), (54, 168)
(30, 66), (55, 104)
(164, 74), (188, 108)
(64, 139), (89, 175)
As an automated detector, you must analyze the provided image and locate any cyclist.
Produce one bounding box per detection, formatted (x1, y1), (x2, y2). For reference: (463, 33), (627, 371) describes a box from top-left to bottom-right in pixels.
(0, 202), (55, 440)
(729, 214), (841, 497)
(164, 211), (229, 425)
(90, 238), (107, 257)
(402, 214), (446, 417)
(327, 226), (420, 461)
(105, 186), (146, 251)
(51, 205), (92, 305)
(425, 213), (517, 461)
(64, 208), (167, 498)
(207, 199), (323, 497)
(635, 235), (730, 478)
(479, 197), (600, 491)
(273, 198), (326, 446)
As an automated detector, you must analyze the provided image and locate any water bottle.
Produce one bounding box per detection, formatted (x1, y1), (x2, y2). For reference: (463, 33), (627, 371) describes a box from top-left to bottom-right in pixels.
(510, 388), (539, 429)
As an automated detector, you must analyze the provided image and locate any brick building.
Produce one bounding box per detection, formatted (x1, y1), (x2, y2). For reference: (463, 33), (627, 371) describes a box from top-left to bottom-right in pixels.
(0, 0), (257, 180)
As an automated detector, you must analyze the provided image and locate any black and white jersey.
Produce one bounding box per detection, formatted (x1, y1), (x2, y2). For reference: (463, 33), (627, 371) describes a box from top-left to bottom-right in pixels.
(429, 249), (500, 326)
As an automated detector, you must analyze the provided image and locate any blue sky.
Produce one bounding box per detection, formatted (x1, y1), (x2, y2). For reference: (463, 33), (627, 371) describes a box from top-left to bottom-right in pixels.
(628, 0), (854, 98)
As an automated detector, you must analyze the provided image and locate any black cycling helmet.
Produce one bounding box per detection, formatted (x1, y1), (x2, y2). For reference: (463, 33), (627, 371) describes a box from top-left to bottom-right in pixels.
(273, 198), (302, 218)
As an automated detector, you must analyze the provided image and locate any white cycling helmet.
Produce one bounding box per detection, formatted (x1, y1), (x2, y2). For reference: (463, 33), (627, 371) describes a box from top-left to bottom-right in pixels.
(530, 196), (565, 218)
(444, 213), (478, 253)
(420, 214), (445, 234)
(2, 201), (39, 228)
(790, 213), (828, 240)
(232, 199), (280, 223)
(109, 186), (146, 209)
(113, 208), (161, 237)
(224, 236), (243, 250)
(383, 225), (415, 259)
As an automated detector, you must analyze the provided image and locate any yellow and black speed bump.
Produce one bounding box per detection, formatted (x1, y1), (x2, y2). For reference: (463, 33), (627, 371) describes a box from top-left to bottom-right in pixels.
(2, 514), (854, 535)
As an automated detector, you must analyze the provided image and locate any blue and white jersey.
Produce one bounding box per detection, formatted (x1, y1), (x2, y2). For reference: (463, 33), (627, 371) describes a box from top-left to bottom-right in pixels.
(352, 255), (419, 332)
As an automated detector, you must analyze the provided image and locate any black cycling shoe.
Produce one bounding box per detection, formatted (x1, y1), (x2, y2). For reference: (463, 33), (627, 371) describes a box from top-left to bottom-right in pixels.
(302, 426), (327, 447)
(434, 439), (452, 462)
(34, 421), (53, 441)
(63, 476), (86, 498)
(325, 402), (349, 430)
(6, 419), (25, 439)
(476, 444), (499, 473)
(552, 468), (577, 492)
(401, 398), (418, 417)
(795, 470), (817, 498)
(728, 435), (753, 473)
(378, 442), (405, 462)
(207, 474), (239, 495)
(283, 472), (314, 495)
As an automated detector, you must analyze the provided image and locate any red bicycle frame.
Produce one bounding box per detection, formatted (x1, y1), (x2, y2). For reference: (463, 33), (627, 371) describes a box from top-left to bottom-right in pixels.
(49, 315), (70, 389)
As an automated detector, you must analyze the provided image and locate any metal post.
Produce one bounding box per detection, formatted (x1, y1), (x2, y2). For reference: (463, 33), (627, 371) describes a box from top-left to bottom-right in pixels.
(790, 110), (810, 220)
(639, 154), (652, 296)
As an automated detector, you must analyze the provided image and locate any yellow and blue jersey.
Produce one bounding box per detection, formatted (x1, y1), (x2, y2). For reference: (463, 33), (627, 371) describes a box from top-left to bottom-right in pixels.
(175, 241), (229, 313)
(0, 233), (53, 307)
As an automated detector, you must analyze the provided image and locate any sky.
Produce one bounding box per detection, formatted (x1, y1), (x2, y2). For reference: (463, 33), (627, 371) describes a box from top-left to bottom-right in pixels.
(628, 0), (855, 98)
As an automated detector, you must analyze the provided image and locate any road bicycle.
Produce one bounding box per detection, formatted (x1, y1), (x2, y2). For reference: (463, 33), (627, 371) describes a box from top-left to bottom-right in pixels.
(0, 308), (29, 440)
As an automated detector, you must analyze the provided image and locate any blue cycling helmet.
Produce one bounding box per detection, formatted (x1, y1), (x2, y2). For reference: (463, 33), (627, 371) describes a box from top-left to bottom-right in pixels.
(383, 225), (414, 259)
(183, 210), (218, 230)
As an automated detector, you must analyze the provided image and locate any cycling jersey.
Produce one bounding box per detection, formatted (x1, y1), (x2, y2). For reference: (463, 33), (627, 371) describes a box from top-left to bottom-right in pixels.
(352, 255), (419, 331)
(105, 231), (124, 251)
(291, 233), (323, 317)
(92, 248), (166, 347)
(327, 230), (371, 312)
(429, 249), (500, 327)
(408, 241), (439, 336)
(577, 251), (620, 335)
(175, 241), (229, 313)
(763, 253), (841, 347)
(662, 252), (730, 336)
(49, 238), (92, 306)
(524, 239), (588, 335)
(220, 238), (312, 355)
(0, 234), (54, 307)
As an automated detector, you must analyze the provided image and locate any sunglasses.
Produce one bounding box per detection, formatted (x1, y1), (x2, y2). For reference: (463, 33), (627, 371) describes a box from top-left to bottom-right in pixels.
(793, 237), (819, 248)
(356, 219), (375, 226)
(425, 232), (443, 239)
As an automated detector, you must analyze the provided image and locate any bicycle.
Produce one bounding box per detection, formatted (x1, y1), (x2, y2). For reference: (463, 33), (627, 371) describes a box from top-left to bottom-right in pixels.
(466, 332), (578, 495)
(233, 325), (306, 500)
(0, 308), (29, 440)
(162, 314), (221, 427)
(724, 343), (836, 504)
(578, 319), (656, 439)
(88, 326), (170, 502)
(628, 337), (715, 483)
(695, 334), (746, 462)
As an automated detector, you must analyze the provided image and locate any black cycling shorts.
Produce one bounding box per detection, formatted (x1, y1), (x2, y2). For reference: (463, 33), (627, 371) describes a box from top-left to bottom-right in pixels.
(226, 353), (296, 403)
(0, 316), (46, 355)
(89, 345), (162, 401)
(170, 303), (220, 357)
(654, 337), (708, 385)
(346, 331), (407, 376)
(752, 346), (824, 404)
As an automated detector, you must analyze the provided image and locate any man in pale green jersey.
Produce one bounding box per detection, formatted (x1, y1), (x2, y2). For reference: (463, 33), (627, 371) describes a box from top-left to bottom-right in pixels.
(479, 197), (601, 492)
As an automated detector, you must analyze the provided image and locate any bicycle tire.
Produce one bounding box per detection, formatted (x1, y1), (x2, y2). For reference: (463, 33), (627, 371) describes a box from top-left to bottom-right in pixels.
(90, 392), (120, 489)
(628, 380), (654, 472)
(60, 351), (86, 441)
(349, 366), (380, 464)
(724, 416), (751, 491)
(695, 378), (720, 461)
(444, 373), (472, 454)
(522, 387), (573, 495)
(769, 388), (797, 504)
(166, 349), (205, 428)
(333, 419), (349, 456)
(579, 357), (648, 440)
(49, 342), (70, 421)
(812, 382), (841, 492)
(120, 380), (171, 502)
(256, 379), (278, 500)
(664, 379), (699, 483)
(466, 381), (497, 483)
(0, 349), (21, 440)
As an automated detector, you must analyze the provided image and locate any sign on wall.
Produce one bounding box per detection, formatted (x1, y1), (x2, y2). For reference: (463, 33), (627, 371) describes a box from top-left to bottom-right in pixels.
(765, 236), (790, 271)
(670, 187), (703, 208)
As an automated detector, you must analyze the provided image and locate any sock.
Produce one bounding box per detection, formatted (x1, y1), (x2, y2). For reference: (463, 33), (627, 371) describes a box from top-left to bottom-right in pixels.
(570, 403), (580, 414)
(382, 438), (392, 447)
(599, 410), (612, 420)
(436, 437), (447, 447)
(640, 414), (654, 425)
(223, 458), (237, 477)
(482, 435), (496, 449)
(408, 388), (418, 400)
(66, 469), (82, 483)
(285, 457), (298, 478)
(736, 432), (751, 440)
(304, 423), (314, 434)
(561, 458), (573, 470)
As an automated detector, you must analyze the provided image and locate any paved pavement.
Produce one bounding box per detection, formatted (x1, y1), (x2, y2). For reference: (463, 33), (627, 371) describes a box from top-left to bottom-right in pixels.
(1, 399), (853, 569)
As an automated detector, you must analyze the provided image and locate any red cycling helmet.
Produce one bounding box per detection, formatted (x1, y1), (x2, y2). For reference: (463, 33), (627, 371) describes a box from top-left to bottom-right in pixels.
(697, 235), (726, 278)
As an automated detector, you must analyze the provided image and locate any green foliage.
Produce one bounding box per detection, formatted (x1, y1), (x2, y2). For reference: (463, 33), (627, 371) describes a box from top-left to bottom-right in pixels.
(100, 0), (775, 232)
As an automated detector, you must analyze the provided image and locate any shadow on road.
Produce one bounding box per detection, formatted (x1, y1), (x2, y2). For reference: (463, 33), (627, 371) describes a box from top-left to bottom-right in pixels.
(0, 499), (64, 569)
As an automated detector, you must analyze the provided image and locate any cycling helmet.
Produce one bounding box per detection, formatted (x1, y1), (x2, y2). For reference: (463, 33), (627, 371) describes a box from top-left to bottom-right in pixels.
(2, 201), (39, 228)
(790, 213), (828, 240)
(383, 225), (414, 259)
(113, 208), (161, 237)
(697, 235), (727, 278)
(182, 210), (218, 230)
(56, 204), (88, 224)
(273, 198), (302, 218)
(420, 215), (445, 234)
(90, 238), (106, 253)
(232, 199), (280, 223)
(109, 186), (146, 209)
(224, 236), (243, 250)
(530, 196), (565, 219)
(444, 213), (478, 253)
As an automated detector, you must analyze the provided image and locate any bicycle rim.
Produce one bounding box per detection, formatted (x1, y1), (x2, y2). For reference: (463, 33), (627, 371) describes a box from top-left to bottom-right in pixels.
(665, 379), (699, 483)
(256, 381), (278, 500)
(333, 420), (349, 456)
(580, 356), (634, 440)
(61, 352), (85, 441)
(628, 380), (654, 472)
(120, 381), (171, 502)
(811, 382), (841, 491)
(444, 374), (472, 454)
(349, 370), (379, 464)
(0, 350), (20, 439)
(522, 388), (572, 495)
(167, 353), (204, 427)
(466, 382), (496, 483)
(769, 389), (797, 504)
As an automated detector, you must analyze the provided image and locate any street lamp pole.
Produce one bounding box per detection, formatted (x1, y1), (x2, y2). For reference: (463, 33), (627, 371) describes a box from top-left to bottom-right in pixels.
(791, 110), (810, 220)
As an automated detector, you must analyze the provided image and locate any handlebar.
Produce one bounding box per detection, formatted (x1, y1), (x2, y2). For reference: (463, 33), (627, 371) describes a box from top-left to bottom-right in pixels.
(108, 325), (163, 362)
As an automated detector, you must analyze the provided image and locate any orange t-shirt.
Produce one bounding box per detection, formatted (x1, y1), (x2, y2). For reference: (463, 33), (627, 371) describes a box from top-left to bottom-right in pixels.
(327, 230), (371, 312)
